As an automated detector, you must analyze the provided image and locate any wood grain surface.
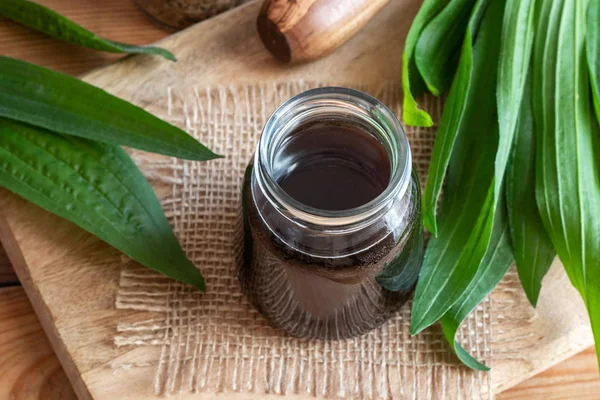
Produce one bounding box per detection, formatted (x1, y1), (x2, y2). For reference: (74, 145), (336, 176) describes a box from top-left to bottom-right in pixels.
(0, 0), (598, 399)
(0, 286), (76, 400)
(498, 347), (600, 400)
(0, 245), (17, 285)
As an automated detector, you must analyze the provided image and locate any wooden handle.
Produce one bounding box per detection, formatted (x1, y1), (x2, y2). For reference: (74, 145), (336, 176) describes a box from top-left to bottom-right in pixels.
(257, 0), (391, 64)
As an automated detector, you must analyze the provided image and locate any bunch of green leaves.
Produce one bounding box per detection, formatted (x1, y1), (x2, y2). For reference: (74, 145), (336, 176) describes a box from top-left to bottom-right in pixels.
(403, 0), (600, 370)
(0, 0), (220, 290)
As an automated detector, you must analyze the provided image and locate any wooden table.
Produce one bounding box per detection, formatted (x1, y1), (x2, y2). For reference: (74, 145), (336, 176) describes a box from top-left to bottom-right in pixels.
(0, 1), (598, 399)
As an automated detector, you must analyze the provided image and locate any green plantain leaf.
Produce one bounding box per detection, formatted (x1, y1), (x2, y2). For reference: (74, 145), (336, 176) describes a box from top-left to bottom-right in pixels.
(0, 118), (205, 291)
(496, 0), (537, 214)
(376, 170), (424, 291)
(499, 0), (553, 307)
(440, 197), (513, 371)
(0, 0), (176, 61)
(533, 0), (600, 368)
(411, 0), (504, 335)
(421, 0), (490, 236)
(587, 0), (600, 125)
(506, 73), (555, 307)
(414, 0), (477, 96)
(421, 37), (471, 236)
(0, 56), (220, 161)
(401, 0), (449, 127)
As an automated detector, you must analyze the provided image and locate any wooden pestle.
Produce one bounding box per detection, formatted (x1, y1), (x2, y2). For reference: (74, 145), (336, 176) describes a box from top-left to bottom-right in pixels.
(257, 0), (391, 63)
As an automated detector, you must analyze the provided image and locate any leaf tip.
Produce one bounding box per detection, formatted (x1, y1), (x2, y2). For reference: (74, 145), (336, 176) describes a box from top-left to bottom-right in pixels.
(403, 108), (434, 127)
(186, 148), (225, 161)
(401, 94), (434, 128)
(148, 46), (177, 61)
(424, 81), (441, 97)
(199, 152), (225, 161)
(473, 363), (490, 372)
(196, 281), (207, 292)
(409, 321), (428, 336)
(163, 51), (177, 62)
(454, 344), (491, 371)
(410, 312), (431, 336)
(188, 271), (206, 292)
(525, 291), (539, 308)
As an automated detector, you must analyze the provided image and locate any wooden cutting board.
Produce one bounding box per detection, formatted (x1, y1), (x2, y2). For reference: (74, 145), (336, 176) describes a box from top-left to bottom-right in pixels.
(0, 1), (594, 399)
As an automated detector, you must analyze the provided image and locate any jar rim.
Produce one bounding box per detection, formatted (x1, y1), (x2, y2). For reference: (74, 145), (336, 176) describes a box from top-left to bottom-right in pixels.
(254, 86), (412, 229)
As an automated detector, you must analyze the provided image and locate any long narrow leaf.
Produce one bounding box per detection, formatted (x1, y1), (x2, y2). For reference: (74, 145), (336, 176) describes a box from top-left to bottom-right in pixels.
(377, 172), (424, 291)
(497, 0), (546, 307)
(506, 74), (555, 306)
(533, 0), (600, 368)
(587, 0), (600, 125)
(496, 0), (537, 209)
(422, 0), (490, 236)
(421, 37), (472, 235)
(0, 56), (220, 161)
(401, 0), (449, 127)
(411, 0), (504, 335)
(0, 118), (205, 291)
(440, 198), (513, 370)
(414, 0), (476, 96)
(0, 0), (175, 61)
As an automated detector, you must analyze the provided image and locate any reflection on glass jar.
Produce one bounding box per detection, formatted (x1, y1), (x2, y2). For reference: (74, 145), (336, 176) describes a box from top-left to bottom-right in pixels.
(135, 0), (250, 29)
(240, 87), (424, 340)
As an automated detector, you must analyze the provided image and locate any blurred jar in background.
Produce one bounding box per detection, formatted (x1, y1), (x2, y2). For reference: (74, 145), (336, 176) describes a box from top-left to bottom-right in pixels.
(135, 0), (250, 29)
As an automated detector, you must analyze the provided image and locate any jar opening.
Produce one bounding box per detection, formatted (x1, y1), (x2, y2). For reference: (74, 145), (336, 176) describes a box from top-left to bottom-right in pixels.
(255, 87), (411, 228)
(273, 120), (392, 211)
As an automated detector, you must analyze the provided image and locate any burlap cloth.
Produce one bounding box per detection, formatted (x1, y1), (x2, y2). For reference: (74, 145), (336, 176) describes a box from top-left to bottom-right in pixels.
(114, 81), (494, 399)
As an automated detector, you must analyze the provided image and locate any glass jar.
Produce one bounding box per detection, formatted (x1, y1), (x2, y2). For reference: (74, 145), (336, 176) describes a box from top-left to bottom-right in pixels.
(135, 0), (250, 29)
(240, 87), (424, 340)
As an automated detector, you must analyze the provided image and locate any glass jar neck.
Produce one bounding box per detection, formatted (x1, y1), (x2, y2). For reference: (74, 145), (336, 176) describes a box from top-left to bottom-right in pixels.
(252, 87), (412, 257)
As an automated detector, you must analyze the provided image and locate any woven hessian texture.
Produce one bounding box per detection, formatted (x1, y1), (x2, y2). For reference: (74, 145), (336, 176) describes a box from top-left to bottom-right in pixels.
(114, 82), (493, 400)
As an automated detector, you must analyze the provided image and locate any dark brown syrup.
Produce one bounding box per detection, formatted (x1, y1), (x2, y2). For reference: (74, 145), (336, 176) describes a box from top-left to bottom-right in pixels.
(274, 122), (391, 211)
(239, 121), (423, 340)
